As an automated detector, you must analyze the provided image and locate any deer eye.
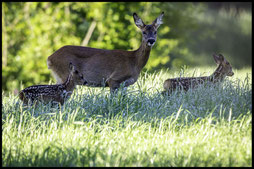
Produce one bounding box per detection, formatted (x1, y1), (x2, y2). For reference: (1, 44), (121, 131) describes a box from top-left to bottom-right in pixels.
(142, 31), (147, 35)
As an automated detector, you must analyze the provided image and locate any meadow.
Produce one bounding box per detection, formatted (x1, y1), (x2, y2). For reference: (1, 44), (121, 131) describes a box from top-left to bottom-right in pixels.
(2, 67), (252, 167)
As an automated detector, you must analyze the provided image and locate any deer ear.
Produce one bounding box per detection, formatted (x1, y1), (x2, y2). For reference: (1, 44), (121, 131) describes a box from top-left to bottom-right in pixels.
(218, 54), (225, 62)
(213, 54), (224, 64)
(152, 12), (164, 29)
(133, 13), (145, 29)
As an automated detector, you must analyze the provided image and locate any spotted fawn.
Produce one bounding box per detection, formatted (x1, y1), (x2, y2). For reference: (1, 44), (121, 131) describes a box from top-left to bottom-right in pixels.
(19, 63), (85, 105)
(163, 54), (234, 94)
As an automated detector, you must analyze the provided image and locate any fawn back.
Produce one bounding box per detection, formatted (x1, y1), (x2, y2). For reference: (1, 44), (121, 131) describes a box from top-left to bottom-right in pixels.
(163, 54), (234, 93)
(19, 63), (84, 105)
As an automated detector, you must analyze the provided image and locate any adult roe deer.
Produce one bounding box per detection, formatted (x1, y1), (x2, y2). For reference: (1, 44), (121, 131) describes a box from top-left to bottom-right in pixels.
(19, 63), (85, 105)
(47, 12), (164, 92)
(163, 54), (234, 94)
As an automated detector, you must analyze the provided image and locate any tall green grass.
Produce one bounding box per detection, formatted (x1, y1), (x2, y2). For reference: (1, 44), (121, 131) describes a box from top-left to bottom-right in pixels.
(2, 67), (252, 167)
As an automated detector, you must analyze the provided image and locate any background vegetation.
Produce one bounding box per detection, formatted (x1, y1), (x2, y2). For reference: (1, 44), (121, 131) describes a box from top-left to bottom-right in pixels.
(2, 2), (252, 92)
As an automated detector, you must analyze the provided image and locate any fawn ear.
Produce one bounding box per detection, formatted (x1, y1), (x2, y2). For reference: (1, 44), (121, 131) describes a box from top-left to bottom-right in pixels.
(69, 62), (74, 71)
(152, 12), (164, 29)
(213, 54), (224, 64)
(133, 13), (145, 29)
(218, 54), (225, 62)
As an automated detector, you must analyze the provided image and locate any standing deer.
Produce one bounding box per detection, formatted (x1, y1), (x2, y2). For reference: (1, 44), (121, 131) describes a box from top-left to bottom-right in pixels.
(19, 63), (85, 105)
(163, 54), (234, 94)
(47, 12), (164, 92)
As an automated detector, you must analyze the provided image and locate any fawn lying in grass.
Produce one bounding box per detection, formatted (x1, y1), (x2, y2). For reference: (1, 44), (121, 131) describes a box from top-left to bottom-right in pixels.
(19, 63), (85, 105)
(163, 54), (234, 94)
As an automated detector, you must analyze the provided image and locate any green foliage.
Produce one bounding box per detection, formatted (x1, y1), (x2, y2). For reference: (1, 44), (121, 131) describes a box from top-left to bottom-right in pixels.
(2, 2), (251, 93)
(182, 5), (252, 69)
(2, 68), (252, 166)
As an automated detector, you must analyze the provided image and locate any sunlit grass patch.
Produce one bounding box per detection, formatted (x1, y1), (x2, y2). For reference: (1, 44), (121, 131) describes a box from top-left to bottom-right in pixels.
(2, 67), (252, 167)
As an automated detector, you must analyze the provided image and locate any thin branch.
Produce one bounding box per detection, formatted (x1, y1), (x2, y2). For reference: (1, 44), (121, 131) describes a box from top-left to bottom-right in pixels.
(81, 20), (97, 46)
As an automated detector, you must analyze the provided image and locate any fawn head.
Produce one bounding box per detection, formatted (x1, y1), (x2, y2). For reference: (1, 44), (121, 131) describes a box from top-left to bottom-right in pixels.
(133, 12), (164, 47)
(69, 62), (85, 85)
(213, 54), (234, 76)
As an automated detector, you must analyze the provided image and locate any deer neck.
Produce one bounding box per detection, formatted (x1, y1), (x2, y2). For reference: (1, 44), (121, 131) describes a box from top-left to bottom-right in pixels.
(134, 40), (152, 71)
(62, 74), (76, 91)
(209, 65), (226, 83)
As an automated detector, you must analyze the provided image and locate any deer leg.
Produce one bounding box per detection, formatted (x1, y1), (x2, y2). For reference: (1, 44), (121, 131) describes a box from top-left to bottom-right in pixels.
(108, 77), (135, 93)
(108, 79), (121, 93)
(60, 99), (65, 106)
(122, 78), (135, 87)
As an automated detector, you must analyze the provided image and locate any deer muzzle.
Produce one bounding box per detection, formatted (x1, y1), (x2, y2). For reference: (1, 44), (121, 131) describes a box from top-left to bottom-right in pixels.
(147, 39), (155, 46)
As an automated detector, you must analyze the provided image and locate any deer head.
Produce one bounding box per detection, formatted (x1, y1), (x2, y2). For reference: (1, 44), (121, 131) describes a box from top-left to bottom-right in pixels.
(213, 54), (234, 77)
(133, 12), (164, 47)
(68, 62), (85, 85)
